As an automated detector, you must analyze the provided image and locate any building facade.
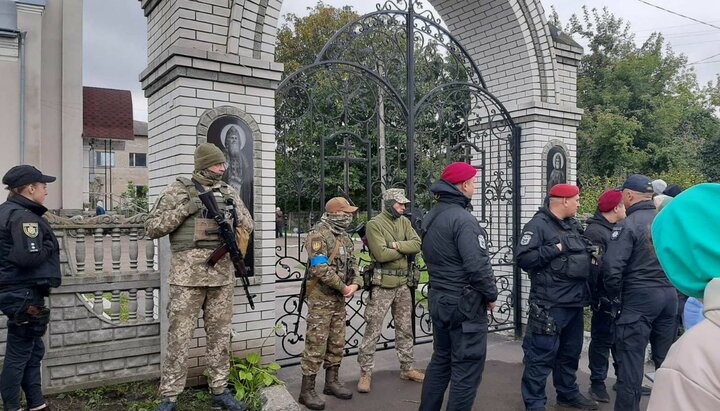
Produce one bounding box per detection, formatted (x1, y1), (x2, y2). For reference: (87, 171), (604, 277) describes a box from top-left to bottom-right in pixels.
(0, 0), (83, 210)
(82, 85), (149, 212)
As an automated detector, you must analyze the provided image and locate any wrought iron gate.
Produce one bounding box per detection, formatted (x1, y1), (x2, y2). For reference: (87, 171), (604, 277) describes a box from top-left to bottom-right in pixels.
(274, 0), (521, 365)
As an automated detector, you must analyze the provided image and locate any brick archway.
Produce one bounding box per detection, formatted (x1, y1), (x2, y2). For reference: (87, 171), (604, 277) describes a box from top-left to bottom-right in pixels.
(140, 0), (582, 374)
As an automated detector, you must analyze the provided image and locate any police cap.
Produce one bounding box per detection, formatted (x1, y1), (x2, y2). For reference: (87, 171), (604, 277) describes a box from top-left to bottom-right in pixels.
(617, 174), (654, 194)
(2, 165), (56, 189)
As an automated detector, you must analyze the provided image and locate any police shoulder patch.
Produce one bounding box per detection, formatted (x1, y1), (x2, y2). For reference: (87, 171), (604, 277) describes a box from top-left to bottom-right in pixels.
(611, 227), (623, 240)
(520, 231), (533, 246)
(22, 222), (39, 238)
(478, 235), (486, 250)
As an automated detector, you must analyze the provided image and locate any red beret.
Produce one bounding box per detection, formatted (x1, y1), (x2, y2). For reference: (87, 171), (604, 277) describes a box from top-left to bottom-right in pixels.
(441, 162), (477, 184)
(597, 189), (623, 212)
(549, 183), (579, 198)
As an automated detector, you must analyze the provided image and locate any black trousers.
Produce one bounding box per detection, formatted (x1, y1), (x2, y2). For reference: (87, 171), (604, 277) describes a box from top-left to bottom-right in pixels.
(589, 305), (617, 385)
(419, 290), (488, 411)
(521, 306), (584, 410)
(614, 287), (677, 411)
(0, 288), (48, 411)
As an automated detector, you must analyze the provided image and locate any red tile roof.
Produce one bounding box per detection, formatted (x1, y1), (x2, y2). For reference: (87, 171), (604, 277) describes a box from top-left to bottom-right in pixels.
(83, 87), (134, 140)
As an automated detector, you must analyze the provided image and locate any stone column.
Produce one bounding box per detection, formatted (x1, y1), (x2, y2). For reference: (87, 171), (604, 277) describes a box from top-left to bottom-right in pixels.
(431, 0), (583, 325)
(140, 0), (282, 386)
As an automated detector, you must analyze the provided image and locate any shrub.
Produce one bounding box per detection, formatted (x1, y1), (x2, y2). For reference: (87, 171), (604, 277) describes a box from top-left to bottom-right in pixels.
(228, 352), (282, 411)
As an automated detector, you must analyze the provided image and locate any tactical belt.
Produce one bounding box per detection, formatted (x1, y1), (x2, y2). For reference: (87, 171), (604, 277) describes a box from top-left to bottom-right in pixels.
(375, 268), (407, 277)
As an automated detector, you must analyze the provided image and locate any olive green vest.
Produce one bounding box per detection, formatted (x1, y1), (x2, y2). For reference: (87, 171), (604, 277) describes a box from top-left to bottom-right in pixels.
(169, 177), (234, 253)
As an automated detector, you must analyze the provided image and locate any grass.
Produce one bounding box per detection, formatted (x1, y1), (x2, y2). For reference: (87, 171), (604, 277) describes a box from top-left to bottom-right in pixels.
(46, 380), (212, 411)
(82, 292), (134, 322)
(584, 307), (592, 333)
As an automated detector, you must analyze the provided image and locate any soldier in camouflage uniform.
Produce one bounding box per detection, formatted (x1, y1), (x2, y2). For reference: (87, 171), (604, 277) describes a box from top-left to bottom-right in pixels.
(357, 188), (424, 393)
(299, 197), (363, 410)
(146, 143), (254, 411)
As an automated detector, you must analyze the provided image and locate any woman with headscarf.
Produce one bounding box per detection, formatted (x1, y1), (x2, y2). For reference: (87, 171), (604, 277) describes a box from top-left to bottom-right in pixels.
(648, 183), (720, 410)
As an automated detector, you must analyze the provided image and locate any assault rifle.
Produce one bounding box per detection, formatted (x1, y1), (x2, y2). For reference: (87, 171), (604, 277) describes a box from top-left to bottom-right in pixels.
(294, 258), (310, 341)
(193, 180), (256, 310)
(407, 253), (419, 339)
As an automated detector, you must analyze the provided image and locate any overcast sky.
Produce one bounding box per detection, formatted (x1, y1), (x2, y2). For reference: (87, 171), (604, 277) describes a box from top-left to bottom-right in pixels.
(83, 0), (720, 122)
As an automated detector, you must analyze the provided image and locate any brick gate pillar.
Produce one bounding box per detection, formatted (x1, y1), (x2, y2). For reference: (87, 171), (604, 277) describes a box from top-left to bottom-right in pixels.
(140, 0), (282, 386)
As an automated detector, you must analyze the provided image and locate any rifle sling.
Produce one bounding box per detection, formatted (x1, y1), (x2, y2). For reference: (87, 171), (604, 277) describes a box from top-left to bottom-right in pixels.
(306, 237), (343, 297)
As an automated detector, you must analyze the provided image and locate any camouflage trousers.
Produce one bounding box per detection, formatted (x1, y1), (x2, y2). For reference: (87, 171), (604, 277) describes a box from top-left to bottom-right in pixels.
(159, 284), (234, 400)
(300, 290), (346, 376)
(358, 286), (414, 373)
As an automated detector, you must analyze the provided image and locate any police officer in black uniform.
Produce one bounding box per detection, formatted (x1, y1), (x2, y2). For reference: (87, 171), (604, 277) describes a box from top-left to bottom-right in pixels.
(418, 162), (498, 411)
(584, 189), (625, 403)
(517, 183), (597, 411)
(603, 174), (677, 411)
(0, 165), (61, 411)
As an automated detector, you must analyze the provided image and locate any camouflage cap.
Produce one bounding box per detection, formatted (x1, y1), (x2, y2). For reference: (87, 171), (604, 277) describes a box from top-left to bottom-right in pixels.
(383, 188), (410, 204)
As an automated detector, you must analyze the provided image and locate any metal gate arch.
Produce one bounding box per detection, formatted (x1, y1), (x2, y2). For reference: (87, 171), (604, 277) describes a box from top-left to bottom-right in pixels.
(273, 0), (522, 365)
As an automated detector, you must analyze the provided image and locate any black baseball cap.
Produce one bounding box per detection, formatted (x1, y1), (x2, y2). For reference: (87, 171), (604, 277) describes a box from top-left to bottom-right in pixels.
(2, 165), (56, 189)
(616, 174), (654, 193)
(663, 184), (683, 198)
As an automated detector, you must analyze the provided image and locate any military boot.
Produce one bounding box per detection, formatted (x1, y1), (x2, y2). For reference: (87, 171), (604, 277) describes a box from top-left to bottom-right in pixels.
(357, 371), (371, 393)
(299, 374), (325, 410)
(400, 368), (425, 382)
(323, 365), (353, 400)
(155, 400), (177, 411)
(589, 383), (610, 403)
(211, 389), (247, 411)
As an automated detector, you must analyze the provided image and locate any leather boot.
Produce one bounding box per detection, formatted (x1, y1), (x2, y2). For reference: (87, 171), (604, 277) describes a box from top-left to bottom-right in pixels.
(299, 374), (325, 410)
(323, 365), (353, 400)
(357, 371), (371, 393)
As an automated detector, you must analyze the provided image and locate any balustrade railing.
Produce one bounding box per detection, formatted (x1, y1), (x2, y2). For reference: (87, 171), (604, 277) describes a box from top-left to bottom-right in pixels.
(45, 212), (160, 324)
(45, 212), (155, 276)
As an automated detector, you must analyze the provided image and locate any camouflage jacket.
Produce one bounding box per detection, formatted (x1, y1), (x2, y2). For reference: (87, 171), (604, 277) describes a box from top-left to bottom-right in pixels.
(146, 179), (254, 287)
(305, 221), (362, 296)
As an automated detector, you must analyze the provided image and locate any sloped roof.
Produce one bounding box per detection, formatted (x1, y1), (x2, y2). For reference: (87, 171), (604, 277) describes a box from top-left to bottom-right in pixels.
(547, 23), (583, 50)
(83, 86), (134, 140)
(133, 120), (148, 137)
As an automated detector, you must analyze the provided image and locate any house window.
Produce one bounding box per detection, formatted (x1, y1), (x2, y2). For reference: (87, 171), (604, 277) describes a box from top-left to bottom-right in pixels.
(96, 151), (115, 167)
(129, 153), (147, 167)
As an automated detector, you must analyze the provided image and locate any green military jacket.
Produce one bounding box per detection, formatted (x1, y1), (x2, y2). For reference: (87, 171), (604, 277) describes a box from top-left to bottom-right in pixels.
(365, 210), (422, 271)
(305, 221), (363, 297)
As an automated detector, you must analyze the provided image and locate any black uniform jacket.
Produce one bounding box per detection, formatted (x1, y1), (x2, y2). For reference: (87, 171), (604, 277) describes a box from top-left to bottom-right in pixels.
(421, 179), (498, 303)
(516, 207), (589, 307)
(603, 200), (672, 299)
(0, 195), (61, 290)
(584, 211), (615, 302)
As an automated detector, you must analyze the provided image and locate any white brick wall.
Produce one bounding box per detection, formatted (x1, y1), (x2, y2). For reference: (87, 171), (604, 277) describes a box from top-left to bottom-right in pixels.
(142, 0), (582, 346)
(141, 0), (282, 378)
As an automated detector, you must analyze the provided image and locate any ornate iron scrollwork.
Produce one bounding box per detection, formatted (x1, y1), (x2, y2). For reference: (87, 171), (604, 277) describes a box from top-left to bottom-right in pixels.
(274, 0), (520, 365)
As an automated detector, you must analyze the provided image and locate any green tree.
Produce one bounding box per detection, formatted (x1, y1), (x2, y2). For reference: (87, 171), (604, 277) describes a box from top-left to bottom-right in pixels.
(276, 2), (359, 76)
(119, 181), (148, 215)
(275, 1), (478, 214)
(562, 7), (720, 181)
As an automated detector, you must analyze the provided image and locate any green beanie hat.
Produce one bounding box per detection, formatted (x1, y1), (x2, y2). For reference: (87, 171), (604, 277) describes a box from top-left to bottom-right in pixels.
(194, 143), (226, 171)
(652, 183), (720, 298)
